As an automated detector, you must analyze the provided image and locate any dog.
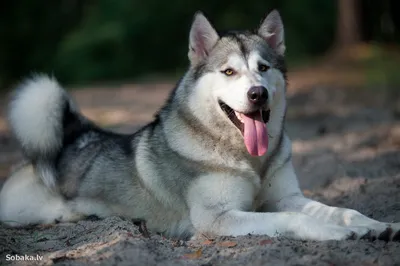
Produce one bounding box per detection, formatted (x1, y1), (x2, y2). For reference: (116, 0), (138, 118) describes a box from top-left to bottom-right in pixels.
(0, 10), (399, 242)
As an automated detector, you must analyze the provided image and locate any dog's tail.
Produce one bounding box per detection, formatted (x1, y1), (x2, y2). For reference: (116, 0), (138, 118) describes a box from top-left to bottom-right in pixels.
(8, 74), (87, 190)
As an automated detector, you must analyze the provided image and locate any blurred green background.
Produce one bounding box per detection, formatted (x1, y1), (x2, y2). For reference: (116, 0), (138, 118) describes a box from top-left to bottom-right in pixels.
(0, 0), (399, 88)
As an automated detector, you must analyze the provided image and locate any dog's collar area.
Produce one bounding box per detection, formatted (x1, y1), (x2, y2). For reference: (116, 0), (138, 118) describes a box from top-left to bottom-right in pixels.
(218, 101), (270, 133)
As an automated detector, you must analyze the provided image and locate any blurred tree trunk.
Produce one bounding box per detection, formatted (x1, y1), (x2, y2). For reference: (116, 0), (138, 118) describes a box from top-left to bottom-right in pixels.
(335, 0), (361, 48)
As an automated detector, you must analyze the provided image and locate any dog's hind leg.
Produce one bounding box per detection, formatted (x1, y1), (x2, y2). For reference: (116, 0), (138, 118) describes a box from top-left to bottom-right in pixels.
(66, 197), (114, 219)
(0, 165), (84, 227)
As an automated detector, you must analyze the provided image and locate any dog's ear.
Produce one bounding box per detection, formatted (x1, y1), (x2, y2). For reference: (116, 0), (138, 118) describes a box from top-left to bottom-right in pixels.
(188, 11), (219, 65)
(258, 10), (285, 56)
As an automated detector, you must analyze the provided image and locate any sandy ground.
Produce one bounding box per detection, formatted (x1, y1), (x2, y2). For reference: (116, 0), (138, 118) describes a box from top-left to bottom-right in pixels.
(0, 73), (400, 265)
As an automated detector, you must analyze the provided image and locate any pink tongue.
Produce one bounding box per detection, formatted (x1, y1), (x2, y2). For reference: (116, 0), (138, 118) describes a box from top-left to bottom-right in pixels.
(243, 111), (268, 156)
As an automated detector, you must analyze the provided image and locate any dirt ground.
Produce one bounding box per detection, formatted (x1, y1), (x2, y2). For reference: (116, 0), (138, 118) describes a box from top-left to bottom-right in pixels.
(1, 68), (400, 265)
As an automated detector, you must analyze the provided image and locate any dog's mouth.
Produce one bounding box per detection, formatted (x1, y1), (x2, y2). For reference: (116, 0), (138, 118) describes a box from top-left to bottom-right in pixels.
(219, 101), (270, 157)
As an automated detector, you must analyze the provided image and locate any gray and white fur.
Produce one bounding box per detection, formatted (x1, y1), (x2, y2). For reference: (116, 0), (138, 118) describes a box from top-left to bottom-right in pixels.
(1, 10), (399, 242)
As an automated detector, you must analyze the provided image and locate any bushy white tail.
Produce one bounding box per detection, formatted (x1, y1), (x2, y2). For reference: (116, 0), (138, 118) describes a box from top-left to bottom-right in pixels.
(8, 75), (81, 189)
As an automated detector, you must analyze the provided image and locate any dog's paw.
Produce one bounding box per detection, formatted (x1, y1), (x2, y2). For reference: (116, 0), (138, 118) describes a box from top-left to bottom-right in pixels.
(303, 224), (368, 241)
(324, 225), (381, 241)
(385, 222), (400, 242)
(350, 223), (400, 242)
(346, 226), (377, 241)
(393, 229), (400, 241)
(55, 212), (86, 224)
(342, 226), (371, 241)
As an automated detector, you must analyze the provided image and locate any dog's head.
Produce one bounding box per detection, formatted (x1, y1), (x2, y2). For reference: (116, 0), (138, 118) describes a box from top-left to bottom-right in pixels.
(186, 10), (287, 157)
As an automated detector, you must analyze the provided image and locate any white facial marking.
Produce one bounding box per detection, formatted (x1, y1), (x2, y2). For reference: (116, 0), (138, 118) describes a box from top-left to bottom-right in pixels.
(248, 51), (270, 91)
(220, 54), (246, 73)
(248, 51), (271, 70)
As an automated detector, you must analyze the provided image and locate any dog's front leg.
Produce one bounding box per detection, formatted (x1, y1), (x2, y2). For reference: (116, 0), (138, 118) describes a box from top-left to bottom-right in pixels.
(188, 174), (369, 241)
(263, 159), (400, 241)
(279, 194), (400, 241)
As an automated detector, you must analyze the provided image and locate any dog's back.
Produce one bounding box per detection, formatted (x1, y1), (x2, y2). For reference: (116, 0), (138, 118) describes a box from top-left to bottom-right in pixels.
(0, 75), (198, 238)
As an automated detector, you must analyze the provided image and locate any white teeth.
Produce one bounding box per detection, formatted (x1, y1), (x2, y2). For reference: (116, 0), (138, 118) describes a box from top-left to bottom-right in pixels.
(234, 111), (244, 123)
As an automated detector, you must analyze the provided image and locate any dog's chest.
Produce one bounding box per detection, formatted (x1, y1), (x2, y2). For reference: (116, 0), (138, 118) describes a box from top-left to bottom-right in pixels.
(246, 156), (272, 210)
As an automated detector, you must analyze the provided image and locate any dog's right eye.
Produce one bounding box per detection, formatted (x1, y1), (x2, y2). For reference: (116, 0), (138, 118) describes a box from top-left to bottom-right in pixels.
(258, 64), (270, 72)
(221, 68), (236, 76)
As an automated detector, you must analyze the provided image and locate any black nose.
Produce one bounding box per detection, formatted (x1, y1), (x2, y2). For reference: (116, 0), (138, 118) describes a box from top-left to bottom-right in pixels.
(247, 86), (268, 106)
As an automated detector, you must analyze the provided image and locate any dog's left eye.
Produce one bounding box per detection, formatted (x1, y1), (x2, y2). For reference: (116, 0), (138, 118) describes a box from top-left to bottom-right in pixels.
(258, 64), (270, 72)
(221, 68), (236, 76)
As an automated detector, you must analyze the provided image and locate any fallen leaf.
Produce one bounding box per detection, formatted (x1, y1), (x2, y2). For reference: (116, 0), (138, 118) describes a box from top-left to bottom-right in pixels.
(182, 248), (202, 259)
(202, 239), (214, 245)
(259, 239), (273, 245)
(218, 241), (237, 248)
